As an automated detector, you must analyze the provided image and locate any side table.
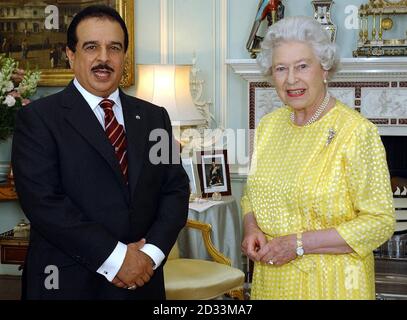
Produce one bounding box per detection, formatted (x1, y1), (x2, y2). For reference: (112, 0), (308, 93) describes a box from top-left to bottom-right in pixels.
(177, 195), (243, 269)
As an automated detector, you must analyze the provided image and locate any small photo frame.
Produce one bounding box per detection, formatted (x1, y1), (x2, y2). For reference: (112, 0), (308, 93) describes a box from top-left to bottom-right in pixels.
(181, 157), (201, 198)
(197, 150), (232, 197)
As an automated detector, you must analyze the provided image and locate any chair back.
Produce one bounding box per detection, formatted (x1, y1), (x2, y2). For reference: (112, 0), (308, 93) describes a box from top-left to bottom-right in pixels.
(168, 241), (180, 260)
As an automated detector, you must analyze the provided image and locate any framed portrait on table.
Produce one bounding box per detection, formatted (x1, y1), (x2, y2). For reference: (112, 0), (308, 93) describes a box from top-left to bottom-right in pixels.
(0, 0), (134, 87)
(181, 157), (201, 198)
(196, 150), (232, 197)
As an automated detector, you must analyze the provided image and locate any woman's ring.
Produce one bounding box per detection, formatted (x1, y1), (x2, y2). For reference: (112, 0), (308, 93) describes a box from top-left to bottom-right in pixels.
(268, 260), (274, 265)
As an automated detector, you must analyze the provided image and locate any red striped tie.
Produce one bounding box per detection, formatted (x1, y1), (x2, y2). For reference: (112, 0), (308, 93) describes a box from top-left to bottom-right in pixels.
(99, 99), (128, 184)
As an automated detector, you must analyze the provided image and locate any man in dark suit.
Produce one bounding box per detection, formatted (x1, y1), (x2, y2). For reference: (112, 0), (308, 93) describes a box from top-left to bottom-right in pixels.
(11, 5), (190, 300)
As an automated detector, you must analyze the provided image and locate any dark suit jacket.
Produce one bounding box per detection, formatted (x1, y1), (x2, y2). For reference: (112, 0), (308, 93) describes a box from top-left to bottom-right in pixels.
(11, 81), (190, 300)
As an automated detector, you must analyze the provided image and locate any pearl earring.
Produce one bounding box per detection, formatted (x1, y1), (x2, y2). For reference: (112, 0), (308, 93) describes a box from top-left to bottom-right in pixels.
(323, 79), (328, 84)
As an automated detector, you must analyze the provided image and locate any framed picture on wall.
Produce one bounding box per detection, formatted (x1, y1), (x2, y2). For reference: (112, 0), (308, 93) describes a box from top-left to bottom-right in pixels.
(0, 0), (134, 87)
(181, 157), (201, 198)
(196, 150), (232, 197)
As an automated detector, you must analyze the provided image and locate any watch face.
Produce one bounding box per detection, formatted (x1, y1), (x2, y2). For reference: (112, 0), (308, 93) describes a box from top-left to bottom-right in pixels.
(296, 247), (304, 256)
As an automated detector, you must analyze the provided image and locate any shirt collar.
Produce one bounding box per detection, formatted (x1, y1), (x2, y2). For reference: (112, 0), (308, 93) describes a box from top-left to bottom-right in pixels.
(73, 78), (120, 110)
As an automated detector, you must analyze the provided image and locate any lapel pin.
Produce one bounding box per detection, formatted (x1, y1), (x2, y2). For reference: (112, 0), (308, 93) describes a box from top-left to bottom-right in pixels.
(135, 115), (141, 120)
(326, 128), (336, 146)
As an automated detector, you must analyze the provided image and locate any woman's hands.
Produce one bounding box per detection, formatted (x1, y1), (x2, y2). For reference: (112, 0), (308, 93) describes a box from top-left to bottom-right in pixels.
(242, 213), (298, 266)
(256, 234), (297, 266)
(241, 224), (267, 262)
(243, 220), (354, 266)
(241, 213), (268, 261)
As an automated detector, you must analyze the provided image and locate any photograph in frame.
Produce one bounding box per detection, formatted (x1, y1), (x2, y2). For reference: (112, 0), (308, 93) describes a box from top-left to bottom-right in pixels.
(197, 150), (232, 197)
(0, 0), (134, 87)
(181, 157), (201, 198)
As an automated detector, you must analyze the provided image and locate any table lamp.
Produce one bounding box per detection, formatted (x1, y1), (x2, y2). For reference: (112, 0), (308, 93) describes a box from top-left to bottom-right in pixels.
(136, 64), (206, 128)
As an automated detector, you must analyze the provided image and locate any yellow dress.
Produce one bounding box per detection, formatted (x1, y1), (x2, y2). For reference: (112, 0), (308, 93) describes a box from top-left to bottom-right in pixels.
(241, 100), (395, 300)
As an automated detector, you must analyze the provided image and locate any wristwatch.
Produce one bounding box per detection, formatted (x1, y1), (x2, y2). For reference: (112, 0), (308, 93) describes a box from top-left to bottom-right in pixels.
(296, 232), (304, 257)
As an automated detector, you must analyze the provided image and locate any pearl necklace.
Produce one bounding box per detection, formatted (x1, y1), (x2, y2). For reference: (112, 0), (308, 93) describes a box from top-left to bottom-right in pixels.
(290, 92), (331, 126)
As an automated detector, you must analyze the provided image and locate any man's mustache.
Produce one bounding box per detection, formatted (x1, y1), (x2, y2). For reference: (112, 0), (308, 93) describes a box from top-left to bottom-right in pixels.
(91, 64), (114, 72)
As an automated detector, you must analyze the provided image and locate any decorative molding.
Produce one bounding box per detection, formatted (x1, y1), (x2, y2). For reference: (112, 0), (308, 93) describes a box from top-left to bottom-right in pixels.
(337, 58), (407, 80)
(226, 59), (263, 82)
(226, 57), (407, 81)
(190, 54), (213, 126)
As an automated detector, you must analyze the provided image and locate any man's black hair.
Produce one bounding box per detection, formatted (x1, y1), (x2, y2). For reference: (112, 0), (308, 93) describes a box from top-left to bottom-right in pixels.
(67, 5), (129, 53)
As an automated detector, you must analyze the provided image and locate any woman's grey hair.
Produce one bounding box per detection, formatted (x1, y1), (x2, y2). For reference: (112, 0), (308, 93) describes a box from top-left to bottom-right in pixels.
(257, 16), (339, 80)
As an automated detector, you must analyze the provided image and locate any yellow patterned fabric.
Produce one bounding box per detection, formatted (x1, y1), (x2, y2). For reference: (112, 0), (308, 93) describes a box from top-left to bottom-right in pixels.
(241, 100), (395, 300)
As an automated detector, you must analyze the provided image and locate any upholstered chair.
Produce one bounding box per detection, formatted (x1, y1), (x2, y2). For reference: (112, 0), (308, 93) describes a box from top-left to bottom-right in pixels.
(164, 219), (245, 300)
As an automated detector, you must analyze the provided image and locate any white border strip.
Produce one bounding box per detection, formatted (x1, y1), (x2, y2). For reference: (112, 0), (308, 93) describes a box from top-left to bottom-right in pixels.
(212, 0), (217, 125)
(220, 0), (228, 128)
(171, 0), (175, 64)
(160, 0), (169, 64)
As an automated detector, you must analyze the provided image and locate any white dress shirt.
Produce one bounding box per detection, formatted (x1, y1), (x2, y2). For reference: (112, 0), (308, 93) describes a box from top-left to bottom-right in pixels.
(73, 79), (165, 282)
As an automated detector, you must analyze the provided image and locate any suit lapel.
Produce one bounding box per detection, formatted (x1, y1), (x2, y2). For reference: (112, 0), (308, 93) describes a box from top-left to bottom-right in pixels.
(120, 91), (147, 200)
(61, 82), (130, 202)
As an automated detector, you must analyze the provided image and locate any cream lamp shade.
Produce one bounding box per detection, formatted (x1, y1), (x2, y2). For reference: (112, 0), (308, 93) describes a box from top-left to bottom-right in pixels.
(136, 64), (206, 126)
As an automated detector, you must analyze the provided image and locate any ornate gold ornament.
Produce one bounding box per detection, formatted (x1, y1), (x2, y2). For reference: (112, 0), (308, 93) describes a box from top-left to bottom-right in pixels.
(353, 0), (407, 57)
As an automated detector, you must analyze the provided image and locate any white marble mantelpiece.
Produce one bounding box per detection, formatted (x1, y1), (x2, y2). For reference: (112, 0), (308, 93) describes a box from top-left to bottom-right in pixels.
(226, 58), (407, 136)
(226, 58), (407, 82)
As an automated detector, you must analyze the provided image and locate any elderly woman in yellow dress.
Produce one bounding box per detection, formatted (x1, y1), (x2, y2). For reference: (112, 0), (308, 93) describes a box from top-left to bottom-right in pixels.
(241, 16), (395, 300)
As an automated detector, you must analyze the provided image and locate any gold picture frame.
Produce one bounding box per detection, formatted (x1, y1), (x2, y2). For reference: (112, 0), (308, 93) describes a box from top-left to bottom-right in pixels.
(0, 0), (134, 87)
